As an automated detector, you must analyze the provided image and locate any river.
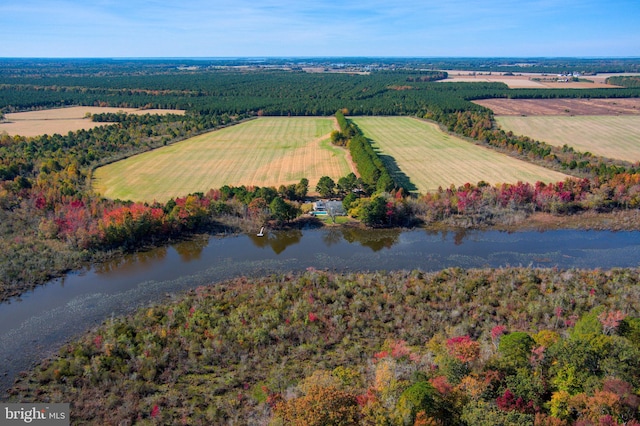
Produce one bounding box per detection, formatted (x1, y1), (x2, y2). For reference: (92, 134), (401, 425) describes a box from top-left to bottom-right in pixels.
(2, 228), (640, 395)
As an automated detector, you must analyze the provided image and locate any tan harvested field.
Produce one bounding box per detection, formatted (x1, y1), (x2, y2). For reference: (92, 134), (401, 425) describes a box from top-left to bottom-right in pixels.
(0, 106), (185, 137)
(475, 98), (640, 162)
(442, 70), (619, 89)
(352, 116), (569, 194)
(474, 98), (640, 116)
(93, 117), (356, 202)
(495, 115), (640, 162)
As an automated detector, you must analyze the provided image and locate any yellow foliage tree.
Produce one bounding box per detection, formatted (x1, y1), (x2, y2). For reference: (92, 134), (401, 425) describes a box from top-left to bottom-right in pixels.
(549, 390), (572, 421)
(273, 385), (360, 426)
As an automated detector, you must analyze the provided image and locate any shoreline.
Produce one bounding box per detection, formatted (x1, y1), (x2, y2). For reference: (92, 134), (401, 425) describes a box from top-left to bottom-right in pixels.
(2, 209), (639, 304)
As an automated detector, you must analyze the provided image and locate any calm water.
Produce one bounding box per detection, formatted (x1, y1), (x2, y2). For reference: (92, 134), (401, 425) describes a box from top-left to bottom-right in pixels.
(1, 228), (640, 395)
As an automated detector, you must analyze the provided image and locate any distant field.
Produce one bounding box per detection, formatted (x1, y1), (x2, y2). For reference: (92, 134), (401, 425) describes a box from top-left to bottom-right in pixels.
(442, 70), (619, 89)
(93, 117), (356, 202)
(495, 115), (640, 162)
(0, 106), (184, 137)
(352, 117), (569, 193)
(474, 98), (640, 116)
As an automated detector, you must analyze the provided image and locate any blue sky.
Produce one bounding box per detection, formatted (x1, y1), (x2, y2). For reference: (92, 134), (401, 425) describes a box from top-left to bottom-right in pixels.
(1, 0), (638, 58)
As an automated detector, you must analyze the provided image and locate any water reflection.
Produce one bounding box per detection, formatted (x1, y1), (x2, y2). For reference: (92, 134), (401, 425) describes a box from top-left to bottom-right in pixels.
(248, 229), (303, 254)
(340, 228), (401, 251)
(92, 235), (220, 277)
(423, 228), (473, 246)
(322, 229), (343, 247)
(94, 246), (169, 275)
(174, 235), (209, 261)
(247, 227), (402, 253)
(88, 227), (466, 263)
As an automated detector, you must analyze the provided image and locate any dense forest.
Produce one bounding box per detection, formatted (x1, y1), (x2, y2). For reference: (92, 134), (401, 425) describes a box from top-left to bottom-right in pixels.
(2, 74), (640, 116)
(8, 268), (640, 425)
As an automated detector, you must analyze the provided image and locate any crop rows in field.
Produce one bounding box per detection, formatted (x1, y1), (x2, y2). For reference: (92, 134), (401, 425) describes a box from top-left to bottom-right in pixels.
(495, 115), (640, 163)
(352, 116), (569, 193)
(474, 98), (640, 116)
(92, 117), (356, 202)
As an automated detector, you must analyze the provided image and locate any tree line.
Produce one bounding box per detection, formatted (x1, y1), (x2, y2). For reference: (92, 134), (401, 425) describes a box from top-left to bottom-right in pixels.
(606, 76), (640, 88)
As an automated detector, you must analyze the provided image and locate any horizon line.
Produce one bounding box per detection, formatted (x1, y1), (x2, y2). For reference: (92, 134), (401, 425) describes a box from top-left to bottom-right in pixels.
(2, 56), (640, 60)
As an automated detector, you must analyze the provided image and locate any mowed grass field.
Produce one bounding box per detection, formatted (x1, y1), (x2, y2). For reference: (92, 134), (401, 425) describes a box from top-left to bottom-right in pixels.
(495, 116), (640, 162)
(93, 117), (356, 202)
(352, 117), (569, 193)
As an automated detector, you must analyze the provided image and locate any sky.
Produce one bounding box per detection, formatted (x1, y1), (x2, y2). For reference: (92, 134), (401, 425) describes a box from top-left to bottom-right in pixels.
(1, 0), (638, 58)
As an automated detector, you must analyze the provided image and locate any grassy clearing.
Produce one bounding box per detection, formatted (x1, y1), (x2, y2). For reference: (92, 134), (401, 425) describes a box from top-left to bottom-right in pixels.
(0, 106), (184, 137)
(352, 116), (569, 193)
(93, 117), (356, 202)
(496, 115), (640, 162)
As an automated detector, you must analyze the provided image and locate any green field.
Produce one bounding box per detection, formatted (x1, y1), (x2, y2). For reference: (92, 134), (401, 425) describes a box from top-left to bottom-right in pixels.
(93, 117), (355, 202)
(495, 115), (640, 162)
(352, 116), (569, 193)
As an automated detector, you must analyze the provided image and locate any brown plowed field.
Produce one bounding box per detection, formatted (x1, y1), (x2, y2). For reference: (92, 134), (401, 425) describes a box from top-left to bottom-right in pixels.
(474, 98), (640, 116)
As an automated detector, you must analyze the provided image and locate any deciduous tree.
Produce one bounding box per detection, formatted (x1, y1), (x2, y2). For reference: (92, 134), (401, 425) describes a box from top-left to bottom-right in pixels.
(316, 176), (336, 198)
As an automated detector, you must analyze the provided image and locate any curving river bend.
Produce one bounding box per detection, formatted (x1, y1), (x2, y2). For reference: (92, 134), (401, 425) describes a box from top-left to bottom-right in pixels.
(2, 228), (640, 395)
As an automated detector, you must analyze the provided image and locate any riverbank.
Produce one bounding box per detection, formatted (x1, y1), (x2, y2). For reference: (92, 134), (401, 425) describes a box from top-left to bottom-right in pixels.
(458, 210), (640, 232)
(514, 210), (640, 231)
(2, 209), (640, 303)
(0, 217), (260, 304)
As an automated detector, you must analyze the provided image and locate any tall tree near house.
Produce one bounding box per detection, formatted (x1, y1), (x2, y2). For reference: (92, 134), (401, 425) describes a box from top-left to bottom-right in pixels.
(316, 176), (336, 198)
(361, 196), (388, 227)
(269, 197), (300, 224)
(294, 178), (309, 200)
(337, 173), (357, 196)
(269, 197), (289, 224)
